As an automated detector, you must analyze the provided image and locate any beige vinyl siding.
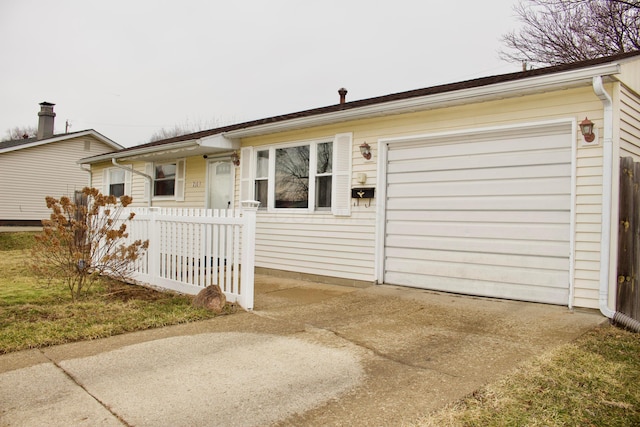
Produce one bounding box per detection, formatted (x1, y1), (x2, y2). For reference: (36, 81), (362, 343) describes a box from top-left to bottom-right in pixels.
(619, 85), (640, 158)
(241, 85), (609, 306)
(255, 211), (376, 281)
(574, 142), (603, 308)
(86, 82), (621, 307)
(0, 136), (115, 221)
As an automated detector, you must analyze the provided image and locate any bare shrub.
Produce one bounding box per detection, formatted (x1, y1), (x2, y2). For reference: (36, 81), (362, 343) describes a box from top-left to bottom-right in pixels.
(31, 187), (149, 301)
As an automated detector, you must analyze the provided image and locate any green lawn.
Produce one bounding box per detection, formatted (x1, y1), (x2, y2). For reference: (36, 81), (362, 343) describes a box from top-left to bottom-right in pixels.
(0, 232), (228, 354)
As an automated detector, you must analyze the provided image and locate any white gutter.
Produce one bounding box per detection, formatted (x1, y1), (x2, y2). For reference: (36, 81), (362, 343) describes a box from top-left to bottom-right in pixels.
(594, 76), (640, 331)
(83, 139), (200, 164)
(111, 158), (154, 207)
(595, 76), (616, 319)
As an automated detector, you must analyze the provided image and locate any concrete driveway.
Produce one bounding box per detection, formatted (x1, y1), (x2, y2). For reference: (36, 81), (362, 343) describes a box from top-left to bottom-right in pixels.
(0, 275), (605, 426)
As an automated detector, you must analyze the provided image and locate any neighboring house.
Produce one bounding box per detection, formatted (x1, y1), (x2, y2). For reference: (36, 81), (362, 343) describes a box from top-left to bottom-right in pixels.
(79, 51), (640, 312)
(0, 102), (123, 225)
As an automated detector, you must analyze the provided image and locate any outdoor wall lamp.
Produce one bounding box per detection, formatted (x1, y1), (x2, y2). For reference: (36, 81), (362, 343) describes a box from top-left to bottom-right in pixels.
(579, 117), (596, 143)
(359, 142), (372, 160)
(231, 151), (240, 166)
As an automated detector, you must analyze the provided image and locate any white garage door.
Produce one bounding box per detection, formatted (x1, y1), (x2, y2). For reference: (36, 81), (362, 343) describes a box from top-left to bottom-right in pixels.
(383, 124), (573, 305)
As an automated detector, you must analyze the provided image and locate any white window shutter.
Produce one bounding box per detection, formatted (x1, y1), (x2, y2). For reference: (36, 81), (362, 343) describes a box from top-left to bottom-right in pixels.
(144, 162), (153, 202)
(124, 170), (132, 197)
(175, 158), (186, 201)
(102, 169), (109, 195)
(332, 132), (352, 216)
(239, 147), (254, 203)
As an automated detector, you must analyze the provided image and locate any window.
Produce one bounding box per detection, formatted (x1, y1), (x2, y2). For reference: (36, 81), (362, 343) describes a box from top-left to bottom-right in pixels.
(144, 159), (185, 201)
(253, 140), (333, 210)
(315, 142), (332, 208)
(108, 169), (126, 197)
(275, 145), (309, 208)
(255, 150), (269, 208)
(154, 163), (177, 197)
(240, 133), (352, 216)
(103, 167), (130, 198)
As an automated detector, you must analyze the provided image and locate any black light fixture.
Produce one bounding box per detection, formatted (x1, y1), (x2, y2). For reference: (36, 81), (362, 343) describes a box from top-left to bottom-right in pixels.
(579, 117), (595, 143)
(359, 142), (372, 160)
(231, 151), (240, 166)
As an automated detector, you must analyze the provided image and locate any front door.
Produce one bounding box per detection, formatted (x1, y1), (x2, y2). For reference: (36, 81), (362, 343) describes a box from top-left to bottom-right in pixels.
(207, 161), (234, 210)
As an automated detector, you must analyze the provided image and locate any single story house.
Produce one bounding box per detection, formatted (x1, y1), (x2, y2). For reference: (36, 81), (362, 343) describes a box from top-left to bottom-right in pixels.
(0, 102), (123, 225)
(79, 51), (640, 315)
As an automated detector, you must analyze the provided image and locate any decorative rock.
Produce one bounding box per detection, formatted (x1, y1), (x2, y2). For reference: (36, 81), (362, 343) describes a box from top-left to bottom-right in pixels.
(193, 285), (227, 313)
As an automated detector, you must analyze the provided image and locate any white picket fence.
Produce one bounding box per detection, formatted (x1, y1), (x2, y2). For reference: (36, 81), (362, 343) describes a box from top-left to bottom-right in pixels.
(116, 203), (259, 310)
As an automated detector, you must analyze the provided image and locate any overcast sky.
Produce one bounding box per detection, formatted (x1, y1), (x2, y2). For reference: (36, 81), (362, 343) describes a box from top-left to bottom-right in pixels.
(0, 0), (521, 147)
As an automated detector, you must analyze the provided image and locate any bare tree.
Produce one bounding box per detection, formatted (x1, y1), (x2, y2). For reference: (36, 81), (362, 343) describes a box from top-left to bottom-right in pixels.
(2, 125), (37, 141)
(148, 117), (236, 142)
(501, 0), (640, 67)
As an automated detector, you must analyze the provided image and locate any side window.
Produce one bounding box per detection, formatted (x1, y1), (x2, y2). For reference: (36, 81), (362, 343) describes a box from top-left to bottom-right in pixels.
(154, 163), (177, 197)
(255, 150), (269, 208)
(108, 169), (126, 197)
(315, 142), (332, 209)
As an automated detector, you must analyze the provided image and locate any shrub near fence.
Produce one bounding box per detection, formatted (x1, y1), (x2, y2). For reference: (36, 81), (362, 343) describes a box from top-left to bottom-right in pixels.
(116, 203), (258, 310)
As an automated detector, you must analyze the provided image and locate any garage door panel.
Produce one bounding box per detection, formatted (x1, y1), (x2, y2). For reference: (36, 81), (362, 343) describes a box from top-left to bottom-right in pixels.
(387, 148), (570, 175)
(388, 176), (571, 198)
(385, 235), (569, 258)
(384, 125), (572, 305)
(387, 133), (570, 162)
(386, 221), (569, 241)
(387, 194), (571, 211)
(386, 247), (569, 270)
(386, 258), (568, 288)
(384, 272), (569, 305)
(387, 164), (572, 185)
(385, 209), (570, 224)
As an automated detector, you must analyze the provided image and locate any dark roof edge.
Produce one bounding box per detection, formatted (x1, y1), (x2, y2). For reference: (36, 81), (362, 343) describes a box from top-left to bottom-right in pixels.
(110, 50), (640, 155)
(0, 129), (122, 152)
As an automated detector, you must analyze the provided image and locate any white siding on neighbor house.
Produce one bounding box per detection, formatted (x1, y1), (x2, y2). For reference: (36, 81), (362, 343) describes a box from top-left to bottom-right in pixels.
(0, 136), (116, 221)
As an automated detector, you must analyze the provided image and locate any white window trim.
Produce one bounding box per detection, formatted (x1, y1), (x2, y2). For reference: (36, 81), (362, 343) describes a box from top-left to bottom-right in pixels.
(266, 137), (330, 214)
(103, 167), (131, 197)
(144, 158), (186, 201)
(239, 133), (352, 216)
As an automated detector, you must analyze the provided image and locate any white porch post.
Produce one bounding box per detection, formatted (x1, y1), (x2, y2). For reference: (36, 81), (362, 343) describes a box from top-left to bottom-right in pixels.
(240, 201), (259, 311)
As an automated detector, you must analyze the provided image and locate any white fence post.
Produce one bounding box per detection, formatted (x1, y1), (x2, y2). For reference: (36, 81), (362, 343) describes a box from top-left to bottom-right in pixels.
(240, 201), (260, 311)
(147, 208), (160, 280)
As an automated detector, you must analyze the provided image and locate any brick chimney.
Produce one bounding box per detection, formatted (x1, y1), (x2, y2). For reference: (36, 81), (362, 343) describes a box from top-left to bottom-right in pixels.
(37, 102), (56, 140)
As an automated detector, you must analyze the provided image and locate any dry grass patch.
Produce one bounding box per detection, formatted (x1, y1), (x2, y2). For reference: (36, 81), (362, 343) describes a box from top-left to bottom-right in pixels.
(415, 327), (640, 427)
(0, 232), (236, 354)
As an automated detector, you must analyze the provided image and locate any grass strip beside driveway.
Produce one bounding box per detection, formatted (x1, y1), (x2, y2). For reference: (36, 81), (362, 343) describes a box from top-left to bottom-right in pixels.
(415, 326), (640, 426)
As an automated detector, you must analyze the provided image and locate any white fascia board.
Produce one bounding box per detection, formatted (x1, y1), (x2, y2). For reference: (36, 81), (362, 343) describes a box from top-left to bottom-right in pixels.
(1, 130), (122, 154)
(78, 139), (199, 164)
(198, 134), (240, 149)
(223, 63), (621, 139)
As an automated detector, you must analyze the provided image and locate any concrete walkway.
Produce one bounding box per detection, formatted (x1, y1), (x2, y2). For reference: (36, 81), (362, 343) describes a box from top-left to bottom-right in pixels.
(0, 276), (606, 426)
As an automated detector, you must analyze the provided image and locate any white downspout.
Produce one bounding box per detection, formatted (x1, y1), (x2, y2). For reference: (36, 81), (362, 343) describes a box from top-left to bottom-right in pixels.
(80, 164), (92, 187)
(594, 76), (640, 331)
(111, 158), (154, 207)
